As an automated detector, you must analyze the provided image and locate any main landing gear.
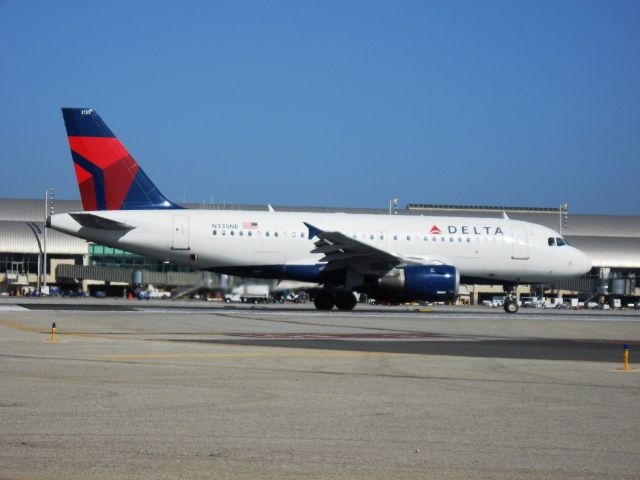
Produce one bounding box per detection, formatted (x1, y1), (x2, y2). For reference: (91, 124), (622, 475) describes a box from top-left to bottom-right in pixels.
(503, 286), (519, 314)
(313, 291), (357, 311)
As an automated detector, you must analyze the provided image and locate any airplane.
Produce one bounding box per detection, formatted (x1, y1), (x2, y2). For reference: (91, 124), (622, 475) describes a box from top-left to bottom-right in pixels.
(48, 108), (592, 313)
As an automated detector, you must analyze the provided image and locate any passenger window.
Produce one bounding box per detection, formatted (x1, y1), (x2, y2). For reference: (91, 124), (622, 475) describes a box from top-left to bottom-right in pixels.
(222, 231), (226, 236)
(248, 231), (252, 237)
(370, 234), (374, 240)
(458, 237), (462, 242)
(301, 232), (305, 239)
(393, 235), (398, 241)
(548, 237), (556, 246)
(406, 235), (411, 241)
(230, 231), (234, 236)
(292, 232), (296, 238)
(466, 237), (470, 243)
(239, 231), (243, 236)
(213, 230), (217, 235)
(556, 238), (566, 246)
(380, 234), (384, 240)
(266, 232), (270, 237)
(274, 232), (279, 237)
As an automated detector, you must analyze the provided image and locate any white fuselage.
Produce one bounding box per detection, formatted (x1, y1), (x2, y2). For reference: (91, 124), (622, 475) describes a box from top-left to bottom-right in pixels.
(50, 209), (592, 284)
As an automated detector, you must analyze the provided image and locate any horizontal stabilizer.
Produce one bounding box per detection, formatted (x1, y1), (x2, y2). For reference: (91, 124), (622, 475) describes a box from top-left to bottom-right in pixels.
(70, 213), (135, 231)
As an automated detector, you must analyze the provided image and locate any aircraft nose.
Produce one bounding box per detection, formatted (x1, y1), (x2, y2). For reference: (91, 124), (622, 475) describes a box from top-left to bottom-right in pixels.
(576, 249), (592, 275)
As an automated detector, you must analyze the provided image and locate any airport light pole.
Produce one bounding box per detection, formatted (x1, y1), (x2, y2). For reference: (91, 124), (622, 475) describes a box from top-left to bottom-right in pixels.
(389, 198), (398, 215)
(43, 188), (55, 290)
(26, 222), (44, 293)
(559, 202), (568, 235)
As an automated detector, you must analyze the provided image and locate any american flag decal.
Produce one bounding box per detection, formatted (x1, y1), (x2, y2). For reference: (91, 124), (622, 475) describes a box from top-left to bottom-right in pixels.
(243, 221), (258, 229)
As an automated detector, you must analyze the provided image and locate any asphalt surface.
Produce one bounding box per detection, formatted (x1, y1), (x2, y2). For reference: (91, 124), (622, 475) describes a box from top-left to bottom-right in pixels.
(1, 299), (639, 479)
(181, 337), (630, 362)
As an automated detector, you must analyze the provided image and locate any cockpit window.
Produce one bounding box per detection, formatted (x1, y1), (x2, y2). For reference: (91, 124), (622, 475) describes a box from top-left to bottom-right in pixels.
(548, 237), (556, 246)
(556, 237), (566, 246)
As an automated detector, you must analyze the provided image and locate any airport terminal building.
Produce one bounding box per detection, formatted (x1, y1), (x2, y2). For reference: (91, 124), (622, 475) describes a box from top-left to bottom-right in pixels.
(1, 198), (638, 303)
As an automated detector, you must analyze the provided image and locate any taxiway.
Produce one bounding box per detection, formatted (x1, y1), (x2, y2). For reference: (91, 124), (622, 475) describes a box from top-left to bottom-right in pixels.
(1, 299), (639, 479)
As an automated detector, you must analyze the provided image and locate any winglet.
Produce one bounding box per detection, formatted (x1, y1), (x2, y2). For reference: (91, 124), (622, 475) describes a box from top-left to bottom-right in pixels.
(267, 204), (275, 212)
(502, 212), (510, 220)
(303, 222), (322, 239)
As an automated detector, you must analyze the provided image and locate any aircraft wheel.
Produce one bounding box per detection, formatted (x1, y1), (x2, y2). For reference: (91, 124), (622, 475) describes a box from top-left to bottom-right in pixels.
(504, 299), (519, 313)
(335, 292), (357, 311)
(314, 292), (335, 310)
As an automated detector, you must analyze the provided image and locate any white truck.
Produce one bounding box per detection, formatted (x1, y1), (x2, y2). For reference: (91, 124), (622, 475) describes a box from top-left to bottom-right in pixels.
(225, 284), (270, 304)
(519, 296), (546, 308)
(137, 288), (171, 300)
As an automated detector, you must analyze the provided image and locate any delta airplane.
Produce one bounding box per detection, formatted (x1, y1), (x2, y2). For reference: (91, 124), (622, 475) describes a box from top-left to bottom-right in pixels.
(48, 108), (592, 313)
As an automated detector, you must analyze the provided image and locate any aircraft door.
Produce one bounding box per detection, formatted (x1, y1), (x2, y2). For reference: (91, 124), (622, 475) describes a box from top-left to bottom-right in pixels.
(172, 215), (190, 250)
(511, 226), (529, 260)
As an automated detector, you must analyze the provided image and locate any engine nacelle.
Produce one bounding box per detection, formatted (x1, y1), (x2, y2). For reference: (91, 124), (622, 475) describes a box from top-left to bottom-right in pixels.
(364, 264), (459, 303)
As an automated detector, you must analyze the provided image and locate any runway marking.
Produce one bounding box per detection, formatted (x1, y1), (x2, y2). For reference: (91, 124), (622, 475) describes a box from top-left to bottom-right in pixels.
(99, 350), (398, 360)
(0, 318), (44, 333)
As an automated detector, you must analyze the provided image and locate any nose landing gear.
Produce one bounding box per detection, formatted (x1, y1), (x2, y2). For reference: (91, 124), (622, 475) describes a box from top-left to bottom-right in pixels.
(503, 297), (519, 313)
(503, 285), (519, 313)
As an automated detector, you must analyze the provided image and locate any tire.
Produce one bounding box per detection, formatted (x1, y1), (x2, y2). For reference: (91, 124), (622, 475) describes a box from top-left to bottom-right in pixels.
(503, 299), (519, 313)
(313, 292), (335, 310)
(334, 292), (357, 311)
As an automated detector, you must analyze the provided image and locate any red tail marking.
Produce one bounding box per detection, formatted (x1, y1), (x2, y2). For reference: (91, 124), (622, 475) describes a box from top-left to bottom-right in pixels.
(68, 136), (140, 210)
(73, 163), (97, 211)
(68, 136), (129, 169)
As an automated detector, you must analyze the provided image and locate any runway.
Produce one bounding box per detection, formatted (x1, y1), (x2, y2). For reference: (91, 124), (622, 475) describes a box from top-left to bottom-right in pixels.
(1, 299), (639, 479)
(5, 299), (639, 362)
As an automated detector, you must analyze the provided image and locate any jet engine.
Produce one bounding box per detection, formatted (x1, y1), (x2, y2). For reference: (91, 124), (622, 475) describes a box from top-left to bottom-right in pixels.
(363, 264), (459, 303)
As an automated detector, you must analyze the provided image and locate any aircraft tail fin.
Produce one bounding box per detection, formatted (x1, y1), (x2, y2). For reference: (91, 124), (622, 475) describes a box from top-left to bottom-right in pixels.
(61, 108), (180, 211)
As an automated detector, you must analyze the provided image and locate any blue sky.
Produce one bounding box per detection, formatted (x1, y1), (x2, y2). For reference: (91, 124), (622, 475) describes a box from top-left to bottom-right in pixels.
(1, 0), (638, 214)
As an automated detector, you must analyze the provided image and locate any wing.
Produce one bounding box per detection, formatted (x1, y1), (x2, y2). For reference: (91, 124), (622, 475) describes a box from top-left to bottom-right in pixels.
(304, 222), (403, 278)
